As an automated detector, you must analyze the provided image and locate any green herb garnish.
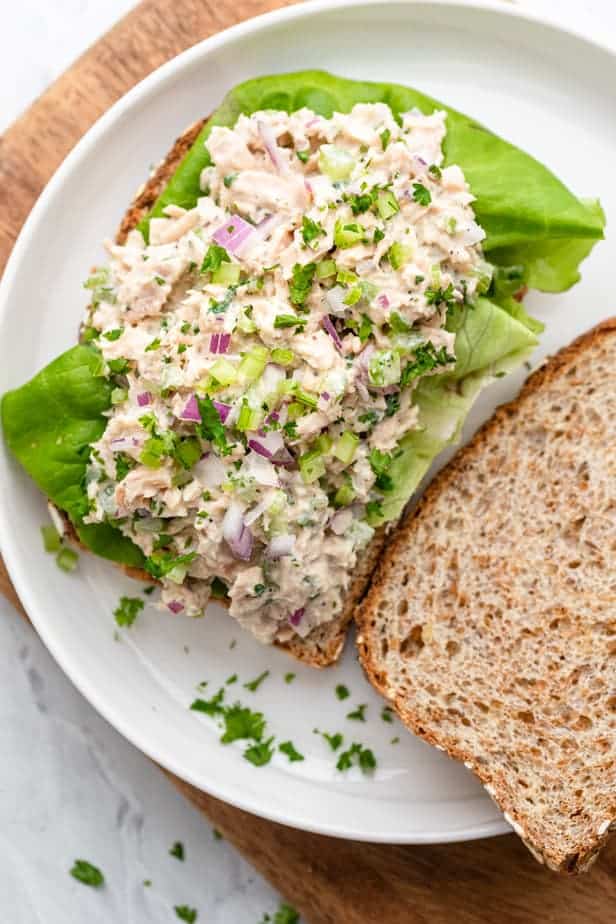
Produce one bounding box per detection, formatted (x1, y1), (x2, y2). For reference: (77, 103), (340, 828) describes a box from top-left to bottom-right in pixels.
(169, 841), (185, 861)
(346, 704), (367, 722)
(70, 859), (104, 888)
(279, 740), (304, 763)
(244, 670), (270, 692)
(114, 595), (144, 628)
(412, 182), (432, 206)
(335, 684), (350, 701)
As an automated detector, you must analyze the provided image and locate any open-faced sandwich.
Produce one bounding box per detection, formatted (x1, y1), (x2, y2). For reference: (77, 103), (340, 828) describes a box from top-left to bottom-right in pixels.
(1, 71), (604, 665)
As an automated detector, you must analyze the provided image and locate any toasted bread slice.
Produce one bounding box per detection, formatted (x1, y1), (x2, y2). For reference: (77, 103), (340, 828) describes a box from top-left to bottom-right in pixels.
(59, 120), (387, 667)
(357, 320), (616, 872)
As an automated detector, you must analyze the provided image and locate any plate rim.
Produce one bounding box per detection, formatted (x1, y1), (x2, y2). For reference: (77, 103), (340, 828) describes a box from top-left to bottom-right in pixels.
(0, 0), (614, 844)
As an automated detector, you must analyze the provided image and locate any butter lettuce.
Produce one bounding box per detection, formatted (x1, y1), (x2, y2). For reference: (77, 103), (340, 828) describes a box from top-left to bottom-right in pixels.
(1, 71), (606, 563)
(1, 346), (145, 567)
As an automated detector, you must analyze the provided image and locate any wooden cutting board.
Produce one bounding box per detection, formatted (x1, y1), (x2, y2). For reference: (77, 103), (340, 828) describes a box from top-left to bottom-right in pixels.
(1, 1), (614, 920)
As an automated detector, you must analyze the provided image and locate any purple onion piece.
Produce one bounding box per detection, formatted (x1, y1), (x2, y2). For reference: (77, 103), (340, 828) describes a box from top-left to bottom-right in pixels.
(289, 607), (305, 627)
(212, 400), (231, 424)
(179, 394), (201, 422)
(218, 333), (231, 354)
(321, 315), (343, 351)
(210, 333), (220, 354)
(377, 294), (390, 309)
(212, 215), (254, 253)
(137, 391), (152, 407)
(248, 439), (273, 459)
(228, 524), (253, 561)
(167, 600), (184, 615)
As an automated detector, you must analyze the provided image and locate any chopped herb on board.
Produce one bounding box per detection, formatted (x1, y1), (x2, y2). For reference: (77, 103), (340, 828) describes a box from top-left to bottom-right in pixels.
(70, 859), (104, 888)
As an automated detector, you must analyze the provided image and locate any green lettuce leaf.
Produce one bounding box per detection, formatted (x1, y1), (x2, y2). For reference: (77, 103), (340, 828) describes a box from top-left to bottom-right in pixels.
(144, 70), (604, 286)
(378, 299), (538, 522)
(1, 345), (145, 567)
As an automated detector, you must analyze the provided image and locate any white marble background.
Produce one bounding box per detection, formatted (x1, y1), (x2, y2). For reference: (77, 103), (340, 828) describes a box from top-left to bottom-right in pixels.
(1, 1), (614, 922)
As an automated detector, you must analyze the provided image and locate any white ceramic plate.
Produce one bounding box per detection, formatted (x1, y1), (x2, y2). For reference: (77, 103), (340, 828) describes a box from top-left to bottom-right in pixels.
(1, 0), (614, 843)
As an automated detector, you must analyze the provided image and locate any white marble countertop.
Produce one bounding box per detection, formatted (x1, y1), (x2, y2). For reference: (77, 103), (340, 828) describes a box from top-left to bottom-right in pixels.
(1, 1), (614, 921)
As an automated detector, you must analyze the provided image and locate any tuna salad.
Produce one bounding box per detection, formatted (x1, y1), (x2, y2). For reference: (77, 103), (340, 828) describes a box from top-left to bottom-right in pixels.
(82, 102), (487, 644)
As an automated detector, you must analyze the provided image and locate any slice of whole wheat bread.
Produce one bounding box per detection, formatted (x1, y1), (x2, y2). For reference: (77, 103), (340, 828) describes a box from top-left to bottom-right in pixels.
(357, 319), (616, 873)
(58, 120), (387, 667)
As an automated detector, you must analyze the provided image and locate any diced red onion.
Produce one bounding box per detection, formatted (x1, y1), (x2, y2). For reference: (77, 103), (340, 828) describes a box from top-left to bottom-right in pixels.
(306, 117), (321, 128)
(222, 503), (253, 561)
(271, 446), (295, 467)
(322, 315), (342, 351)
(110, 436), (138, 452)
(179, 394), (201, 422)
(258, 120), (288, 174)
(267, 534), (295, 559)
(321, 391), (331, 401)
(248, 439), (272, 459)
(167, 600), (184, 615)
(289, 607), (305, 626)
(325, 286), (348, 317)
(137, 391), (152, 407)
(266, 411), (279, 424)
(218, 333), (231, 354)
(212, 400), (231, 423)
(256, 430), (284, 455)
(213, 215), (254, 254)
(210, 333), (220, 354)
(243, 452), (280, 487)
(231, 525), (253, 561)
(377, 294), (390, 309)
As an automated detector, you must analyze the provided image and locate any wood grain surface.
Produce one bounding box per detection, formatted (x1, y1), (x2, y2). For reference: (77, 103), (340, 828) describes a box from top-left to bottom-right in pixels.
(1, 1), (614, 920)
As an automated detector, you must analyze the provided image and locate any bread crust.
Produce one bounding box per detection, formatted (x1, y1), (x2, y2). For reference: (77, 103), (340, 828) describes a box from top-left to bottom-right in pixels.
(60, 119), (386, 667)
(357, 319), (616, 872)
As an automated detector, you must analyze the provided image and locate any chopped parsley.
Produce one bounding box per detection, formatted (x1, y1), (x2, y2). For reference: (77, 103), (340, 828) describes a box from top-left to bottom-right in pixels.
(174, 906), (198, 923)
(380, 128), (391, 150)
(223, 173), (238, 187)
(115, 452), (135, 481)
(358, 313), (373, 343)
(114, 595), (144, 628)
(169, 841), (185, 861)
(428, 163), (442, 179)
(221, 705), (266, 744)
(213, 828), (223, 840)
(335, 684), (350, 701)
(336, 742), (377, 774)
(296, 149), (310, 163)
(279, 740), (305, 762)
(425, 281), (456, 311)
(366, 500), (384, 520)
(144, 550), (197, 580)
(301, 216), (325, 246)
(412, 182), (432, 206)
(201, 243), (230, 274)
(289, 262), (316, 307)
(244, 670), (270, 692)
(145, 337), (161, 352)
(346, 703), (367, 722)
(244, 736), (275, 767)
(373, 226), (385, 243)
(225, 673), (238, 685)
(107, 357), (130, 374)
(70, 859), (104, 888)
(385, 393), (400, 417)
(381, 706), (394, 723)
(346, 189), (376, 215)
(274, 904), (300, 924)
(253, 583), (266, 597)
(319, 731), (344, 751)
(154, 275), (166, 286)
(103, 328), (123, 341)
(284, 672), (296, 684)
(368, 449), (394, 492)
(196, 395), (231, 454)
(399, 342), (455, 388)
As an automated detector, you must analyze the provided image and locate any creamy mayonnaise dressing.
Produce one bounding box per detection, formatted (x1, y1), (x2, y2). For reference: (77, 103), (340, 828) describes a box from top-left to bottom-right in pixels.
(83, 102), (486, 644)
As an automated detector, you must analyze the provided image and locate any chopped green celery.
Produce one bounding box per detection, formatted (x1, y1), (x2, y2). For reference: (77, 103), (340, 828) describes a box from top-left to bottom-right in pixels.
(369, 350), (401, 387)
(394, 331), (426, 354)
(317, 259), (337, 279)
(111, 387), (128, 405)
(286, 401), (304, 420)
(293, 387), (318, 408)
(388, 241), (413, 270)
(41, 524), (61, 552)
(360, 280), (378, 303)
(270, 348), (295, 366)
(209, 358), (238, 386)
(333, 431), (359, 464)
(238, 345), (269, 382)
(334, 220), (366, 249)
(236, 308), (257, 334)
(56, 546), (78, 572)
(343, 286), (362, 306)
(313, 433), (333, 454)
(334, 482), (355, 506)
(140, 436), (166, 468)
(318, 144), (355, 180)
(212, 262), (241, 286)
(377, 190), (400, 220)
(336, 268), (358, 286)
(166, 564), (189, 584)
(299, 449), (326, 483)
(237, 401), (263, 431)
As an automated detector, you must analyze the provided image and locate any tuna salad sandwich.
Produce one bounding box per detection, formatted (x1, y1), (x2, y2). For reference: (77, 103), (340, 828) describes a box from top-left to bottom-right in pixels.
(2, 71), (604, 664)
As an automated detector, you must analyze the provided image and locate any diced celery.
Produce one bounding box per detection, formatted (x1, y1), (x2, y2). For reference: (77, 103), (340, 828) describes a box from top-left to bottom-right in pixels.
(56, 546), (78, 572)
(313, 433), (333, 454)
(41, 524), (61, 553)
(388, 241), (413, 270)
(111, 387), (128, 405)
(270, 348), (295, 366)
(299, 449), (326, 483)
(209, 358), (238, 387)
(336, 268), (358, 286)
(318, 145), (355, 181)
(286, 402), (304, 421)
(333, 431), (359, 464)
(368, 350), (401, 387)
(377, 190), (400, 220)
(238, 345), (269, 382)
(334, 482), (356, 506)
(237, 400), (263, 431)
(343, 286), (362, 307)
(236, 307), (257, 334)
(474, 259), (494, 295)
(334, 220), (365, 250)
(140, 437), (166, 468)
(212, 262), (241, 286)
(166, 564), (189, 584)
(317, 259), (337, 280)
(293, 387), (318, 409)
